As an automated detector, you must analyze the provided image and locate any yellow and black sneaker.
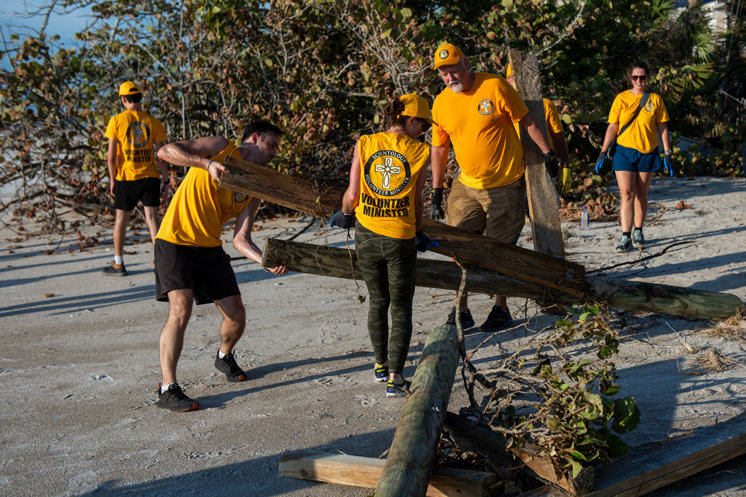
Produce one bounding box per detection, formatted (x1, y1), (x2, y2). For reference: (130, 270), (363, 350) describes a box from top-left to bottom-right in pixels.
(386, 377), (411, 398)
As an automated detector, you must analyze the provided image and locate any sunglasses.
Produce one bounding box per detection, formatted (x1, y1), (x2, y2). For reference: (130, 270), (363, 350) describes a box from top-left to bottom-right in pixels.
(631, 75), (647, 81)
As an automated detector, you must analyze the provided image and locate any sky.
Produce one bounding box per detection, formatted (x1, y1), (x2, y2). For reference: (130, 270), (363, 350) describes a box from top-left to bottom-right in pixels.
(0, 0), (92, 68)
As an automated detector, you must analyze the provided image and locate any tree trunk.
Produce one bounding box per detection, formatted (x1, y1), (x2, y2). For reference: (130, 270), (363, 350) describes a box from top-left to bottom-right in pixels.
(375, 324), (461, 497)
(218, 154), (585, 296)
(262, 238), (745, 321)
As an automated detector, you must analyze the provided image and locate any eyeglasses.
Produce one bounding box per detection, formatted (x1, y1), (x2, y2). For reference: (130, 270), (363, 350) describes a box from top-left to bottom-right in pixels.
(631, 75), (647, 81)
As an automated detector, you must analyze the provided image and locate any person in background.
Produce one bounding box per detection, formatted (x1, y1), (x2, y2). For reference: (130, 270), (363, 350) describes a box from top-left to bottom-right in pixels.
(505, 63), (571, 194)
(596, 60), (673, 253)
(152, 120), (287, 412)
(103, 81), (169, 276)
(429, 43), (558, 332)
(331, 94), (435, 398)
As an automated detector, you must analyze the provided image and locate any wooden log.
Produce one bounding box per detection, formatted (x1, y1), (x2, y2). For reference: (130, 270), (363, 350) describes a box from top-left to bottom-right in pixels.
(509, 50), (565, 259)
(217, 153), (585, 296)
(586, 412), (746, 497)
(278, 453), (495, 497)
(262, 237), (577, 304)
(262, 238), (745, 321)
(376, 324), (461, 497)
(587, 278), (745, 321)
(219, 155), (341, 217)
(421, 219), (583, 296)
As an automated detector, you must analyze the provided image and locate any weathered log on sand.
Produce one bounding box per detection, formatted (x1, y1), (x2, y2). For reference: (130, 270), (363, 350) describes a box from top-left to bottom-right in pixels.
(278, 453), (495, 497)
(262, 238), (744, 321)
(375, 324), (461, 497)
(218, 154), (585, 296)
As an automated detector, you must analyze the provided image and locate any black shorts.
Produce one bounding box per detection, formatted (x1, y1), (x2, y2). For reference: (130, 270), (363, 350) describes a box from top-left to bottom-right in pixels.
(154, 239), (240, 305)
(114, 177), (160, 211)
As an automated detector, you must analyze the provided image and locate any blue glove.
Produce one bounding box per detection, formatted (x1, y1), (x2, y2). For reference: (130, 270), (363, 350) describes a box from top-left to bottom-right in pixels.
(329, 210), (354, 229)
(595, 151), (607, 174)
(415, 231), (439, 252)
(663, 153), (674, 177)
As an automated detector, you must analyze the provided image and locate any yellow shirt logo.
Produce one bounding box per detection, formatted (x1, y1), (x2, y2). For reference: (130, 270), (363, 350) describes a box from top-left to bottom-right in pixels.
(364, 150), (411, 197)
(478, 98), (493, 116)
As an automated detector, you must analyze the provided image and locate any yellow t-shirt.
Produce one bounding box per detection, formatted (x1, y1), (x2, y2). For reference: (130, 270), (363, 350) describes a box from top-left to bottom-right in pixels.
(354, 132), (429, 240)
(104, 109), (167, 181)
(512, 98), (564, 144)
(608, 91), (669, 154)
(156, 143), (254, 247)
(432, 72), (528, 190)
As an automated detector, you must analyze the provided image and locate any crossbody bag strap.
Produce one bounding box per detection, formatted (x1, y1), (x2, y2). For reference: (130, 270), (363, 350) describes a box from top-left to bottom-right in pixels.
(616, 91), (650, 139)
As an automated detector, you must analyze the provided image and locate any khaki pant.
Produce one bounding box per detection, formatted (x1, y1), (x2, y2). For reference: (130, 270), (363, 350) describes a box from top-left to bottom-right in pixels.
(446, 176), (526, 243)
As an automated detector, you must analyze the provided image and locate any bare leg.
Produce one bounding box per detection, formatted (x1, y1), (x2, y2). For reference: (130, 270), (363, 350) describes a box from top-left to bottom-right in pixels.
(160, 289), (193, 385)
(633, 172), (654, 229)
(614, 171), (637, 233)
(113, 209), (131, 257)
(143, 205), (160, 243)
(214, 294), (246, 354)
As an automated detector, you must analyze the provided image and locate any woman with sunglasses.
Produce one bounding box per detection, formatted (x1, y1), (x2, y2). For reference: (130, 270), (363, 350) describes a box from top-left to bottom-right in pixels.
(596, 61), (673, 252)
(330, 94), (435, 398)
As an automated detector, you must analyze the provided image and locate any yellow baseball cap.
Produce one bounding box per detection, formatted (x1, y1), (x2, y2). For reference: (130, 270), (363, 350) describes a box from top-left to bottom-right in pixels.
(118, 81), (141, 96)
(433, 43), (464, 70)
(399, 93), (435, 124)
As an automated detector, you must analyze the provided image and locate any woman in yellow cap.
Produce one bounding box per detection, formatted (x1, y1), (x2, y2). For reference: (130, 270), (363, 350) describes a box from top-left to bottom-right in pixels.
(330, 94), (436, 398)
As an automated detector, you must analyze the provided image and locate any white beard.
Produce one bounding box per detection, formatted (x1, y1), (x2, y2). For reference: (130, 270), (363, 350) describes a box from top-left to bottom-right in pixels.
(449, 81), (464, 93)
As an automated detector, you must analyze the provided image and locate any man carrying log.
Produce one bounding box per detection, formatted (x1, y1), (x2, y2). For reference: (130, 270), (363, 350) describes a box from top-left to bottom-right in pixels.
(429, 43), (558, 331)
(152, 120), (287, 412)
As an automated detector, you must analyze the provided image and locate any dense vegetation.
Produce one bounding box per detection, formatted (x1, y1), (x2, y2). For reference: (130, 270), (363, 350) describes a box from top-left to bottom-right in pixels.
(0, 0), (744, 233)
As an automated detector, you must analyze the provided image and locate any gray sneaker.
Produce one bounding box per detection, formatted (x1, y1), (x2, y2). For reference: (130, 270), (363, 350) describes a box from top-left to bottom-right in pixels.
(616, 234), (633, 253)
(632, 229), (645, 248)
(102, 262), (127, 276)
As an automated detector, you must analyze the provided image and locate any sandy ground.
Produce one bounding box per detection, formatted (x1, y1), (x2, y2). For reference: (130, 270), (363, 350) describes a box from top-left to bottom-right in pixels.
(0, 176), (744, 497)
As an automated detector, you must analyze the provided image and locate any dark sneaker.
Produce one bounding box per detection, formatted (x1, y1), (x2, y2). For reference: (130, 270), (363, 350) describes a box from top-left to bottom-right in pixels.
(374, 364), (389, 383)
(632, 229), (645, 248)
(214, 351), (248, 382)
(446, 307), (475, 329)
(102, 262), (127, 276)
(155, 383), (199, 412)
(386, 377), (411, 398)
(480, 306), (513, 333)
(616, 234), (633, 253)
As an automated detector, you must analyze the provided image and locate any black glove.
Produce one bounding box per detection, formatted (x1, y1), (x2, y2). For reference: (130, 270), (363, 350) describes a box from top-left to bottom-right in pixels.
(543, 150), (559, 179)
(430, 187), (444, 220)
(329, 210), (354, 229)
(415, 231), (439, 252)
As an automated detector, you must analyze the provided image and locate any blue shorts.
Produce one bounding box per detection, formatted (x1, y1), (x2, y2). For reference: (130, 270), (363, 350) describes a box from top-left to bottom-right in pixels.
(612, 144), (662, 173)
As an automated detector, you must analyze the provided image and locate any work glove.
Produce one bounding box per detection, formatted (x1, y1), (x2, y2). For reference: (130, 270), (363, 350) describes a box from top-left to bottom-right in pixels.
(594, 151), (608, 174)
(663, 152), (674, 177)
(415, 231), (439, 252)
(543, 150), (559, 179)
(329, 210), (355, 229)
(558, 167), (571, 194)
(430, 187), (444, 220)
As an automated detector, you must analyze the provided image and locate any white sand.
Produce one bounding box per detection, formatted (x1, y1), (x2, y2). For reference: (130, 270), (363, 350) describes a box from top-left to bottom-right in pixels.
(0, 176), (744, 496)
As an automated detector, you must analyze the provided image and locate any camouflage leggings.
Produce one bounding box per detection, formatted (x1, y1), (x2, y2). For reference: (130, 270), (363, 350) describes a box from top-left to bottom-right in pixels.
(355, 223), (417, 375)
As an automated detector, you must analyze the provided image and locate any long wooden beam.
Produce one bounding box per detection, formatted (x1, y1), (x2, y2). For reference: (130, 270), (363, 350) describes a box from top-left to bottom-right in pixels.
(509, 50), (565, 259)
(218, 155), (585, 296)
(262, 238), (744, 321)
(278, 453), (495, 497)
(376, 323), (461, 497)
